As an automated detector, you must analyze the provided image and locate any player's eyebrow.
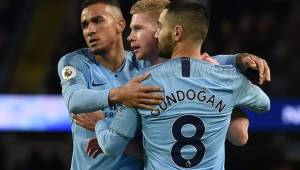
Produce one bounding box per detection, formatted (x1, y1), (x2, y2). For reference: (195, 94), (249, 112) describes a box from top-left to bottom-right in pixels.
(81, 15), (104, 28)
(91, 15), (104, 22)
(131, 24), (144, 29)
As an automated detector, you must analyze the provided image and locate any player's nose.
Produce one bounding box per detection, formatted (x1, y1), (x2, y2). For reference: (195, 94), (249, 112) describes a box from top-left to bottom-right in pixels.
(127, 32), (135, 42)
(87, 24), (96, 36)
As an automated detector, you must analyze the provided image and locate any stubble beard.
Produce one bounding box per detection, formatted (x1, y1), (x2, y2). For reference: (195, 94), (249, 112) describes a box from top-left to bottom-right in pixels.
(158, 33), (174, 59)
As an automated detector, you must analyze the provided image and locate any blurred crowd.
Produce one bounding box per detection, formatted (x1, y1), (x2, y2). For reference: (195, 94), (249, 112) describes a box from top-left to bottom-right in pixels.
(0, 0), (299, 97)
(207, 0), (300, 97)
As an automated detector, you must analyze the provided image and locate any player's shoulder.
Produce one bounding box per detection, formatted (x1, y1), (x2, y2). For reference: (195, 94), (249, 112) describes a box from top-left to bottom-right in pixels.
(58, 48), (91, 66)
(194, 59), (241, 78)
(57, 48), (94, 74)
(138, 59), (174, 76)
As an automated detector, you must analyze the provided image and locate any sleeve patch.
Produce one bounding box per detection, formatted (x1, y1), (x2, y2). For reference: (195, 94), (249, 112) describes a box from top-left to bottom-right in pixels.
(62, 66), (77, 80)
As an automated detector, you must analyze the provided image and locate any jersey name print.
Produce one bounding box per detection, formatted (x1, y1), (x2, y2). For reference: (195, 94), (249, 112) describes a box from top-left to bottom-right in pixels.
(151, 88), (226, 116)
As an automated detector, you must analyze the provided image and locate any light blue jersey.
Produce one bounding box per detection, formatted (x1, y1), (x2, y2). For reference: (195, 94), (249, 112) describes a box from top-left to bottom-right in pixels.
(57, 48), (238, 170)
(108, 57), (270, 170)
(57, 48), (143, 170)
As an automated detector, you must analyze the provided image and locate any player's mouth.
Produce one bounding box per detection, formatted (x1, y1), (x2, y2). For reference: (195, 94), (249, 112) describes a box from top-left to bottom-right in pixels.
(131, 45), (141, 53)
(89, 38), (99, 46)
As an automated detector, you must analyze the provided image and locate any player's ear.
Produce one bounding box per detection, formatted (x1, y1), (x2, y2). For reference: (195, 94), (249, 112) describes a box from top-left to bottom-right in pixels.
(117, 18), (126, 33)
(174, 25), (183, 42)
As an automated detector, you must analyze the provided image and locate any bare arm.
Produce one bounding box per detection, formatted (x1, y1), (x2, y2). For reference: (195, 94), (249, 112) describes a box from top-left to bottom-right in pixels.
(226, 108), (249, 146)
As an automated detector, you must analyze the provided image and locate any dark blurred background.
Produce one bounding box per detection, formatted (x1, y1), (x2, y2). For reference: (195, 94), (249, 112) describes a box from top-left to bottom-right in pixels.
(0, 0), (299, 169)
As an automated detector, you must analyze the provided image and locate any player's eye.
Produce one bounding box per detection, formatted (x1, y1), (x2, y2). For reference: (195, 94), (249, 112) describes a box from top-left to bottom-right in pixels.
(81, 21), (88, 29)
(133, 26), (143, 31)
(92, 16), (104, 24)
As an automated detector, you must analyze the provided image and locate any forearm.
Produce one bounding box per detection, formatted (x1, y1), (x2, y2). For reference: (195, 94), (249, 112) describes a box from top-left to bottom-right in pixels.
(95, 120), (130, 158)
(213, 54), (237, 66)
(226, 108), (249, 146)
(235, 76), (271, 113)
(213, 53), (252, 71)
(227, 120), (249, 146)
(240, 86), (270, 113)
(64, 87), (110, 113)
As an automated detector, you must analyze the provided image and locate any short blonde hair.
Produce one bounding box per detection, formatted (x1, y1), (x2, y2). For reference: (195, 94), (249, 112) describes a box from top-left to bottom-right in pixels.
(130, 0), (169, 19)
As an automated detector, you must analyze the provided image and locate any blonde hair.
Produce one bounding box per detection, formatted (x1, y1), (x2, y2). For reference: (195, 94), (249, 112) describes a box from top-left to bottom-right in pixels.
(130, 0), (169, 19)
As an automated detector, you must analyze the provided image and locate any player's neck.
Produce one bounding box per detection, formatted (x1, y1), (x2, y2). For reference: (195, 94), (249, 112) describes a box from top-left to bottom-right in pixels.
(150, 57), (168, 66)
(171, 41), (203, 60)
(148, 51), (167, 66)
(94, 38), (125, 72)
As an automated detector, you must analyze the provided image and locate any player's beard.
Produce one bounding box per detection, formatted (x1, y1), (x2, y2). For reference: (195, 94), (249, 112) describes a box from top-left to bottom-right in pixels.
(158, 32), (174, 59)
(90, 44), (109, 57)
(92, 48), (108, 56)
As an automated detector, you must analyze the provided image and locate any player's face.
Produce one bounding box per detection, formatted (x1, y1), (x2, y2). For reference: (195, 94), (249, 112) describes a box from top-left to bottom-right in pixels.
(155, 9), (174, 59)
(127, 13), (158, 60)
(81, 3), (120, 55)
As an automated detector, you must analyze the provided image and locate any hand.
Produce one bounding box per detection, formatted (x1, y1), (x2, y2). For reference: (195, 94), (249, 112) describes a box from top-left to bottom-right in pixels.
(111, 73), (164, 110)
(85, 138), (103, 158)
(202, 52), (220, 65)
(237, 53), (271, 85)
(72, 111), (105, 131)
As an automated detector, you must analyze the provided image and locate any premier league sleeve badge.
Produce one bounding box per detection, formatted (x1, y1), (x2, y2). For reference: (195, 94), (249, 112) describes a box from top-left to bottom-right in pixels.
(62, 66), (77, 80)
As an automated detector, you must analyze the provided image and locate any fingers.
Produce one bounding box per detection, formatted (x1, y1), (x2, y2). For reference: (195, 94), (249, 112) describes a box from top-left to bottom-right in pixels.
(132, 93), (164, 110)
(263, 60), (271, 82)
(243, 54), (267, 85)
(136, 104), (156, 110)
(72, 113), (95, 131)
(202, 52), (210, 58)
(242, 53), (271, 85)
(73, 113), (91, 122)
(138, 98), (163, 105)
(131, 100), (162, 110)
(85, 138), (97, 153)
(131, 73), (150, 83)
(81, 114), (96, 123)
(258, 59), (271, 85)
(245, 56), (257, 68)
(87, 145), (99, 157)
(255, 59), (265, 80)
(139, 93), (164, 100)
(72, 114), (85, 125)
(140, 85), (163, 93)
(92, 149), (103, 159)
(72, 113), (80, 121)
(85, 138), (101, 158)
(124, 88), (164, 109)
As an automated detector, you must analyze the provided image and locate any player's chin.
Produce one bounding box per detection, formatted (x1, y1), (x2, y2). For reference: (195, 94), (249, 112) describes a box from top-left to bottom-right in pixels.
(90, 47), (104, 55)
(135, 52), (145, 60)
